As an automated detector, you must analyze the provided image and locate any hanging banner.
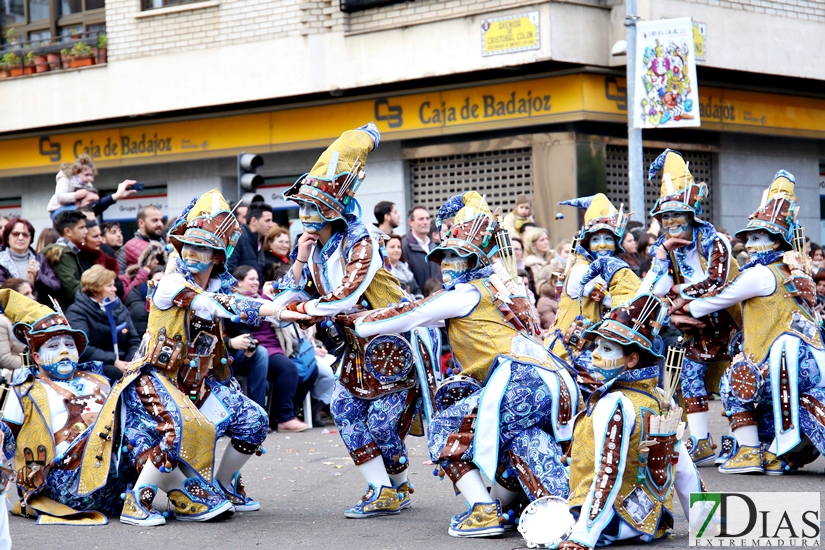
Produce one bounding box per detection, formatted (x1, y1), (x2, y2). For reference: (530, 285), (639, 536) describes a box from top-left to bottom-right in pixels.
(634, 17), (701, 129)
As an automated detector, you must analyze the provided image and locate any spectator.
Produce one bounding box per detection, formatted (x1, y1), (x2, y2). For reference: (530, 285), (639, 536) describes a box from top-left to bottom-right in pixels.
(618, 231), (642, 276)
(810, 243), (823, 275)
(369, 200), (400, 240)
(0, 216), (8, 247)
(0, 218), (60, 304)
(637, 231), (654, 257)
(639, 258), (652, 279)
(41, 210), (88, 310)
(119, 240), (166, 298)
(518, 221), (537, 236)
(226, 201), (273, 284)
(0, 279), (27, 372)
(116, 205), (165, 271)
(126, 265), (165, 337)
(549, 238), (572, 272)
(65, 265), (141, 383)
(511, 236), (526, 270)
(401, 205), (441, 291)
(101, 221), (123, 256)
(263, 225), (292, 282)
(522, 226), (551, 278)
(422, 277), (442, 297)
(385, 235), (421, 298)
(534, 265), (559, 334)
(233, 200), (249, 226)
(502, 194), (534, 237)
(233, 266), (312, 432)
(36, 228), (59, 253)
(305, 325), (335, 426)
(47, 154), (97, 219)
(815, 271), (825, 310)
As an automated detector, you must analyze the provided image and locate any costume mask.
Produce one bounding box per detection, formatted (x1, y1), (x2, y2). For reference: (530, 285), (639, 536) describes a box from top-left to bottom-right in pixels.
(661, 212), (693, 241)
(181, 244), (214, 274)
(588, 232), (616, 257)
(299, 203), (328, 233)
(36, 335), (79, 380)
(441, 251), (470, 284)
(590, 337), (626, 383)
(745, 231), (777, 260)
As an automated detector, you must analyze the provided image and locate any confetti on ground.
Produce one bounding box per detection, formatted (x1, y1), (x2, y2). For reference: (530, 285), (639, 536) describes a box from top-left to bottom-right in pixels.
(334, 465), (344, 469)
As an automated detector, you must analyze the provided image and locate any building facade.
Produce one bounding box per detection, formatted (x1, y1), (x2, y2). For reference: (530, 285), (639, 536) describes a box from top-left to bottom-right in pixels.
(1, 0), (824, 241)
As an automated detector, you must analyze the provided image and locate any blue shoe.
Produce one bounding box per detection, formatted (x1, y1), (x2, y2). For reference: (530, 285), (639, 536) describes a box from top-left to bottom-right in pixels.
(168, 477), (234, 521)
(344, 484), (400, 518)
(715, 435), (738, 466)
(217, 472), (260, 512)
(120, 484), (166, 526)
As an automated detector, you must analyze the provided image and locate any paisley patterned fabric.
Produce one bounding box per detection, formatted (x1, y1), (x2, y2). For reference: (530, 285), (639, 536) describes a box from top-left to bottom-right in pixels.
(330, 381), (413, 471)
(122, 370), (187, 466)
(681, 358), (711, 399)
(204, 377), (268, 444)
(46, 452), (135, 516)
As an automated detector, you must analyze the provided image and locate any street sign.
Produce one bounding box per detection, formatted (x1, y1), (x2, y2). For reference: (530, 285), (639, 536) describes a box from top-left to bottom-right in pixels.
(481, 11), (540, 57)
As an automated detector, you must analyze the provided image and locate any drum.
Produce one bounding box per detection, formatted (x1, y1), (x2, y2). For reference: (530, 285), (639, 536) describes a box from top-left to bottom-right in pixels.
(433, 375), (481, 412)
(518, 495), (575, 549)
(728, 358), (764, 403)
(363, 334), (414, 384)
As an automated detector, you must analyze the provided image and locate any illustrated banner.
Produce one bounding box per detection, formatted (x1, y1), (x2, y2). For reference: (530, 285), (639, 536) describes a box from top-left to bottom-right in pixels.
(634, 17), (701, 129)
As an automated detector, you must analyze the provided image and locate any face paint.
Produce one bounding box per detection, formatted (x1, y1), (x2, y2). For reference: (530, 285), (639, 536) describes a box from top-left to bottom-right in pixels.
(588, 232), (616, 257)
(590, 337), (626, 383)
(746, 231), (777, 260)
(661, 212), (693, 241)
(299, 203), (327, 233)
(441, 251), (470, 284)
(181, 244), (214, 274)
(37, 335), (79, 380)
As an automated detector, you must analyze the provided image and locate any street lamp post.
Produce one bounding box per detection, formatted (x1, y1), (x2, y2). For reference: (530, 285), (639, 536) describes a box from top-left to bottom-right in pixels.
(625, 0), (645, 224)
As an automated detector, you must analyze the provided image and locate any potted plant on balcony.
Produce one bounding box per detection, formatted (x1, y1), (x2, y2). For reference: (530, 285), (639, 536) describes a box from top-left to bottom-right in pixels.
(2, 52), (22, 77)
(33, 43), (50, 73)
(96, 34), (107, 64)
(64, 42), (96, 68)
(22, 50), (37, 75)
(0, 57), (10, 80)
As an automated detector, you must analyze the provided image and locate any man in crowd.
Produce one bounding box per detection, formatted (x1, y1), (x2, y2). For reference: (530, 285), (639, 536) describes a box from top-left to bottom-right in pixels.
(226, 201), (273, 284)
(368, 200), (400, 240)
(116, 205), (165, 271)
(402, 205), (441, 290)
(42, 210), (88, 310)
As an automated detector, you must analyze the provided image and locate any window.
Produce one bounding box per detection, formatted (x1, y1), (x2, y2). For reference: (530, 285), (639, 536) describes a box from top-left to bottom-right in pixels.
(340, 0), (413, 13)
(1, 0), (104, 46)
(141, 0), (207, 10)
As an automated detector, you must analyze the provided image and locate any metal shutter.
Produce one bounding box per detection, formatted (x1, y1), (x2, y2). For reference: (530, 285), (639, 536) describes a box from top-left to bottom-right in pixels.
(409, 148), (533, 217)
(605, 145), (714, 222)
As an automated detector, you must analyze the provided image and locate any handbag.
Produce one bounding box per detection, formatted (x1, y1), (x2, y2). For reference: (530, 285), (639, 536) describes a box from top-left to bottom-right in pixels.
(289, 325), (318, 383)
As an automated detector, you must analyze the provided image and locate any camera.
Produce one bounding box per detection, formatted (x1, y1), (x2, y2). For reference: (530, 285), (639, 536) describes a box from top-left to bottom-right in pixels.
(131, 182), (145, 191)
(246, 338), (258, 353)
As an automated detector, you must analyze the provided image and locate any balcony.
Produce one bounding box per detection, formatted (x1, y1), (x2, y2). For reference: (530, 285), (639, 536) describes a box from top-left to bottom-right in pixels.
(0, 32), (107, 80)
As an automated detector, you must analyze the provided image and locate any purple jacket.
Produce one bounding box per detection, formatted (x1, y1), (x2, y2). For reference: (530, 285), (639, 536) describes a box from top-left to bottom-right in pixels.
(0, 247), (61, 303)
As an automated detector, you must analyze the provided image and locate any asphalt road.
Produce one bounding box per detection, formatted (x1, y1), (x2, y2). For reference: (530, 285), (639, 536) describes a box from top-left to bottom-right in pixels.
(8, 401), (825, 550)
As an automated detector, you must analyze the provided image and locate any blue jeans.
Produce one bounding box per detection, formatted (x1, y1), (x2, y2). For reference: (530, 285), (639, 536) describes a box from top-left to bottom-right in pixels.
(231, 346), (269, 410)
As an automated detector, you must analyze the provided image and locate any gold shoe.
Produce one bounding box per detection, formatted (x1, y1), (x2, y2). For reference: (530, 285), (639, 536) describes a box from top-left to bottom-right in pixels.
(718, 444), (763, 474)
(686, 435), (717, 466)
(448, 500), (505, 538)
(344, 484), (401, 518)
(396, 481), (413, 510)
(763, 448), (787, 476)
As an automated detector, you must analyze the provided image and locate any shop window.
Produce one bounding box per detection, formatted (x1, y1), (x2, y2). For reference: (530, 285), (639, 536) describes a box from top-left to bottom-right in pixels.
(2, 0), (26, 25)
(340, 0), (413, 13)
(141, 0), (208, 10)
(605, 145), (715, 223)
(409, 148), (534, 219)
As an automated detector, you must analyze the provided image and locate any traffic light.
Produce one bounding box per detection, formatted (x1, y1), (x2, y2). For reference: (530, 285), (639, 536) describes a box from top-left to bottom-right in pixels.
(238, 152), (264, 195)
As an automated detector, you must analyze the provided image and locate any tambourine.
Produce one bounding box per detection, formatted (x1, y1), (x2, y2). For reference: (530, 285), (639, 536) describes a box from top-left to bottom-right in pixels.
(518, 495), (575, 549)
(728, 358), (764, 403)
(434, 375), (481, 412)
(363, 334), (414, 384)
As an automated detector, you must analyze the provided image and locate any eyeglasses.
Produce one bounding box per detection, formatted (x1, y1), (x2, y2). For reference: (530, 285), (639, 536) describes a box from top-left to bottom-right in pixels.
(10, 231), (30, 239)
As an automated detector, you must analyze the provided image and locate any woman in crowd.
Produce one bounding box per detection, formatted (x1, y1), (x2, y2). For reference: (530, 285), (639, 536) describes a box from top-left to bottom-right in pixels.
(0, 278), (29, 372)
(36, 227), (60, 253)
(618, 229), (642, 276)
(263, 225), (293, 282)
(511, 236), (526, 270)
(0, 218), (60, 304)
(522, 226), (552, 274)
(125, 264), (165, 336)
(65, 264), (141, 383)
(385, 234), (422, 298)
(233, 265), (316, 432)
(549, 238), (572, 272)
(811, 242), (823, 275)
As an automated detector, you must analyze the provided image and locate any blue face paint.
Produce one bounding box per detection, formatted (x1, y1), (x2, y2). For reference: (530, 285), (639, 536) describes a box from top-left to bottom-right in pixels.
(181, 244), (214, 274)
(746, 231), (776, 261)
(661, 212), (692, 241)
(590, 337), (626, 383)
(300, 203), (327, 234)
(37, 335), (79, 380)
(441, 252), (470, 284)
(589, 232), (616, 258)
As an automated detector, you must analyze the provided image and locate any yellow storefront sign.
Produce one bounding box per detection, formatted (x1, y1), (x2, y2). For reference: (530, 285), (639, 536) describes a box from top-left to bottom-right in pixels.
(2, 72), (825, 176)
(481, 11), (541, 57)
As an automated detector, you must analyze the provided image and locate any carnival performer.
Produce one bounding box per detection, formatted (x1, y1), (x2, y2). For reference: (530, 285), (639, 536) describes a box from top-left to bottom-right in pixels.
(0, 288), (130, 525)
(547, 194), (639, 379)
(676, 171), (825, 474)
(640, 149), (740, 466)
(558, 294), (705, 549)
(79, 188), (308, 526)
(353, 193), (578, 538)
(272, 123), (440, 519)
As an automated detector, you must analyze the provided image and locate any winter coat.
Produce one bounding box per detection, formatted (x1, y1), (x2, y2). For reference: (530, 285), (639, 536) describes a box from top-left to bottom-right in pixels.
(263, 251), (290, 282)
(0, 247), (61, 304)
(225, 225), (265, 283)
(65, 290), (141, 366)
(125, 281), (151, 337)
(42, 242), (83, 311)
(389, 261), (422, 298)
(0, 314), (24, 371)
(401, 234), (442, 291)
(116, 230), (155, 272)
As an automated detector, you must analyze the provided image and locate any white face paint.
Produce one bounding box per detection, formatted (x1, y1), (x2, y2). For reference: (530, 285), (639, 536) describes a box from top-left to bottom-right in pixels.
(588, 231), (616, 257)
(441, 251), (470, 284)
(36, 335), (79, 379)
(590, 337), (626, 382)
(181, 244), (214, 274)
(745, 230), (777, 258)
(299, 202), (327, 233)
(661, 211), (693, 241)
